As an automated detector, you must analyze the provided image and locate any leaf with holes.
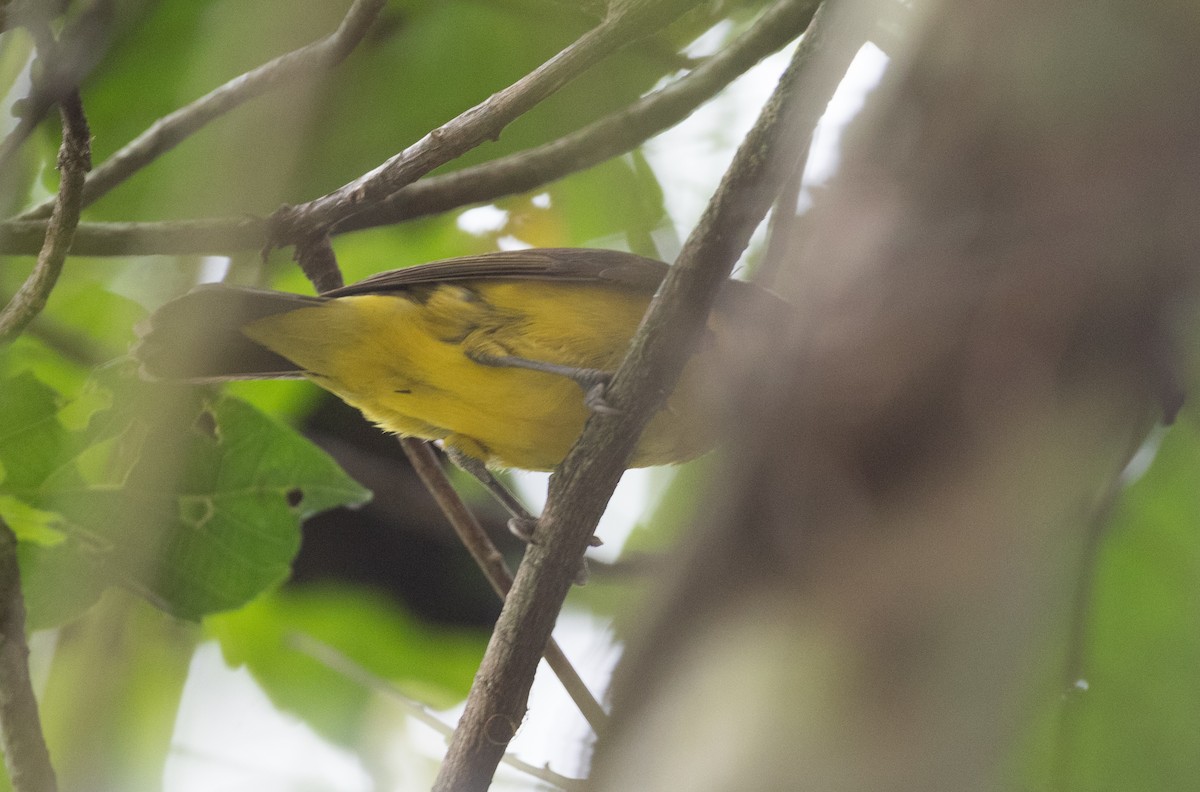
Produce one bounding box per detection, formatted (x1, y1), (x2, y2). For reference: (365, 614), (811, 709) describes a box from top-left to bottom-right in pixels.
(16, 365), (371, 624)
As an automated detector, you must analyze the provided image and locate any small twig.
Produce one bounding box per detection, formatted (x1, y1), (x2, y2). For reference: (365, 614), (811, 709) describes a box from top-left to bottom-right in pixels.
(0, 1), (108, 179)
(1052, 529), (1101, 792)
(0, 88), (91, 344)
(15, 0), (387, 221)
(0, 109), (47, 185)
(0, 5), (59, 176)
(268, 0), (699, 245)
(1053, 472), (1129, 792)
(288, 633), (584, 791)
(399, 439), (608, 734)
(0, 0), (817, 259)
(292, 234), (344, 293)
(0, 520), (58, 792)
(399, 441), (517, 601)
(432, 8), (823, 790)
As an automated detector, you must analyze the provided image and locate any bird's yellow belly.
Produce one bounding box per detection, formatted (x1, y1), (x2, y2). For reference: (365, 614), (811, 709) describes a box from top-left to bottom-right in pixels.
(348, 362), (594, 471)
(243, 285), (717, 471)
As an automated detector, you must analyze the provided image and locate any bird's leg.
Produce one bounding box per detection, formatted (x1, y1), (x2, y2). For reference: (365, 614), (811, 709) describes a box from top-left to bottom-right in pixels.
(444, 446), (536, 538)
(466, 351), (621, 415)
(444, 446), (598, 584)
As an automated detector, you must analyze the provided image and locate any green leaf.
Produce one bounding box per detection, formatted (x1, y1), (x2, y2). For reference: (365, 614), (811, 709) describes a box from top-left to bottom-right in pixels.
(546, 152), (667, 246)
(0, 495), (66, 545)
(208, 585), (487, 745)
(31, 277), (144, 359)
(18, 542), (110, 630)
(11, 364), (370, 624)
(0, 372), (76, 494)
(0, 334), (93, 402)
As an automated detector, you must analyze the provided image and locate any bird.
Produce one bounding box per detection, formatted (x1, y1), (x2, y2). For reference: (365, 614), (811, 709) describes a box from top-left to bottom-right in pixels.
(135, 247), (779, 475)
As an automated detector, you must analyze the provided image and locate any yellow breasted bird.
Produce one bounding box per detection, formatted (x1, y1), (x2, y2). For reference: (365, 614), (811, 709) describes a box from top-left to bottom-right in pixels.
(135, 248), (777, 473)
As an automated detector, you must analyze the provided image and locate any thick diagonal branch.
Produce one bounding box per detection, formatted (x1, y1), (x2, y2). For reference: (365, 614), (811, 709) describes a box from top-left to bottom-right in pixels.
(430, 7), (825, 790)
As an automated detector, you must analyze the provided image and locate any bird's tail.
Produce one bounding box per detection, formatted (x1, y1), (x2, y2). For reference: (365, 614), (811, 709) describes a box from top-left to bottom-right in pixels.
(134, 285), (321, 382)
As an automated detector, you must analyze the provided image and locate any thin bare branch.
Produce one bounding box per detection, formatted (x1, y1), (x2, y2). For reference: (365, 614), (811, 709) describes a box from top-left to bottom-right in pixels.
(431, 6), (824, 790)
(267, 0), (699, 245)
(1053, 469), (1134, 791)
(0, 89), (91, 343)
(0, 217), (265, 257)
(14, 0), (385, 221)
(399, 439), (608, 734)
(0, 6), (59, 174)
(0, 520), (58, 792)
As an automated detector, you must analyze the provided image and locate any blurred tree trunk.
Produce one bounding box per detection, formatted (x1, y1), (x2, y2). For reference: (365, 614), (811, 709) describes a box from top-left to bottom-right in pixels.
(592, 0), (1200, 789)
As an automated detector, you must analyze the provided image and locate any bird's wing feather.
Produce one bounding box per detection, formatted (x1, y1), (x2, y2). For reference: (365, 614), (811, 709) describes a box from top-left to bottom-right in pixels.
(325, 248), (670, 297)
